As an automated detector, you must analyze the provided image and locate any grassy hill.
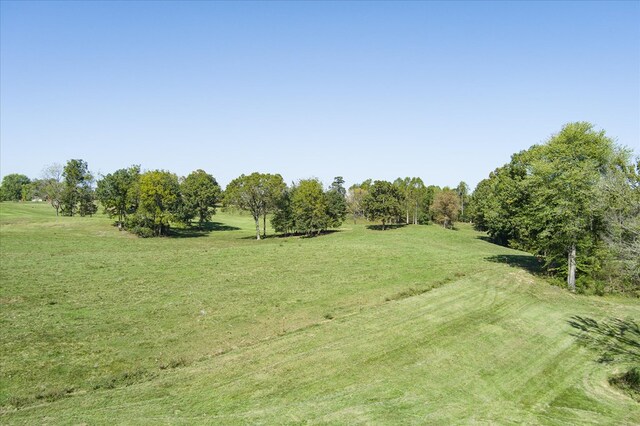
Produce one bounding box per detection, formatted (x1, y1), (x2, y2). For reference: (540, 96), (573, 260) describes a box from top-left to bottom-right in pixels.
(1, 202), (638, 423)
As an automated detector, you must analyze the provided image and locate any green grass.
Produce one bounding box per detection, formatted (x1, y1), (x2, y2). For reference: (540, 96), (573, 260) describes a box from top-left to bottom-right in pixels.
(1, 202), (638, 423)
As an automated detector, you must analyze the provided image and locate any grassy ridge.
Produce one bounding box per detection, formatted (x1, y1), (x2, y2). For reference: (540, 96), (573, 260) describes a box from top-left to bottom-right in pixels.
(1, 202), (638, 423)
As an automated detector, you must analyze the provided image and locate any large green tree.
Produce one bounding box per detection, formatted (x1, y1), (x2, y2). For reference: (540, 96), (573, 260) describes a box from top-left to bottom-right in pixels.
(96, 165), (141, 229)
(291, 179), (330, 236)
(470, 122), (633, 293)
(225, 172), (282, 240)
(1, 174), (31, 201)
(61, 159), (97, 217)
(326, 176), (347, 228)
(181, 169), (221, 228)
(362, 180), (403, 230)
(135, 170), (181, 237)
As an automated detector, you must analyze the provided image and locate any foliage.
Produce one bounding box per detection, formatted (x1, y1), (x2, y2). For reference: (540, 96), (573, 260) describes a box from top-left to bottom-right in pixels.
(180, 169), (221, 228)
(431, 189), (460, 229)
(41, 163), (64, 216)
(0, 173), (31, 201)
(96, 165), (141, 228)
(326, 177), (347, 228)
(394, 177), (427, 225)
(60, 159), (97, 217)
(347, 183), (368, 223)
(469, 122), (637, 294)
(362, 180), (403, 229)
(224, 172), (285, 239)
(136, 170), (182, 236)
(291, 179), (330, 235)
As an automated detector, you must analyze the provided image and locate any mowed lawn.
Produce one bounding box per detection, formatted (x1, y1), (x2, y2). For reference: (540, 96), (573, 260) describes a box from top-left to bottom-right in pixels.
(1, 202), (638, 424)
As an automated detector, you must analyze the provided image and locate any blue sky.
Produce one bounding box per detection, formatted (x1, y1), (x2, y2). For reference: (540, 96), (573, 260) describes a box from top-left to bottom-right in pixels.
(1, 1), (638, 189)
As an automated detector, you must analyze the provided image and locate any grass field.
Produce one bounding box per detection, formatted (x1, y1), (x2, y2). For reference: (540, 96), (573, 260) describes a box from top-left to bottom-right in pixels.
(1, 202), (638, 424)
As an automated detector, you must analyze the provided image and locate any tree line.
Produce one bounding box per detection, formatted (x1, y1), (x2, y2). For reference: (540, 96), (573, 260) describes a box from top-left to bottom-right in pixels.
(467, 122), (639, 296)
(1, 164), (470, 238)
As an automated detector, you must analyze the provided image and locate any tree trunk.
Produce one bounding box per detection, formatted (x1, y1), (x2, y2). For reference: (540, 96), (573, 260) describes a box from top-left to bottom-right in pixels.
(414, 201), (418, 225)
(406, 209), (409, 225)
(263, 213), (267, 238)
(382, 219), (386, 231)
(567, 244), (576, 292)
(254, 216), (261, 240)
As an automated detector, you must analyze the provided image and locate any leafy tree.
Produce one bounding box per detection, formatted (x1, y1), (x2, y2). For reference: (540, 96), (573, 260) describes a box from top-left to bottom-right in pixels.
(431, 189), (460, 229)
(330, 176), (346, 197)
(181, 169), (221, 228)
(456, 181), (470, 222)
(61, 159), (96, 216)
(470, 122), (634, 293)
(21, 179), (44, 202)
(407, 177), (426, 225)
(362, 180), (403, 230)
(96, 165), (141, 229)
(224, 173), (270, 240)
(271, 186), (295, 235)
(347, 184), (367, 224)
(291, 178), (330, 236)
(326, 177), (347, 228)
(41, 163), (64, 216)
(1, 174), (30, 201)
(135, 170), (181, 236)
(260, 174), (287, 238)
(393, 177), (410, 224)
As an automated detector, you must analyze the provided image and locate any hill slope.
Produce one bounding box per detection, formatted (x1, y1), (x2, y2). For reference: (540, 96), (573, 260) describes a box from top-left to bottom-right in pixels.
(1, 202), (638, 423)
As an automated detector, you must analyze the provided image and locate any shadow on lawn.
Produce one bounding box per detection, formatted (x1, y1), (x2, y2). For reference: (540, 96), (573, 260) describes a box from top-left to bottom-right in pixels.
(485, 254), (544, 275)
(366, 224), (407, 231)
(240, 229), (341, 240)
(568, 316), (640, 364)
(169, 222), (240, 238)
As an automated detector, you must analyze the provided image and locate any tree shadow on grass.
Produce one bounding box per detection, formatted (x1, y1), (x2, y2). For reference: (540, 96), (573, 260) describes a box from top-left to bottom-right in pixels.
(485, 254), (544, 275)
(239, 230), (341, 240)
(567, 316), (640, 364)
(169, 222), (240, 238)
(366, 224), (407, 231)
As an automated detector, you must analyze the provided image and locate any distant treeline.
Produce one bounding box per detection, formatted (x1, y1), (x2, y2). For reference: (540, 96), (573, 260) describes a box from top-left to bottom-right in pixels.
(2, 121), (638, 296)
(0, 162), (469, 238)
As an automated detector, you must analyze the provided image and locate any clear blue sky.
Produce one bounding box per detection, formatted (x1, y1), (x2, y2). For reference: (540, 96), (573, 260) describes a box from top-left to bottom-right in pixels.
(1, 1), (638, 190)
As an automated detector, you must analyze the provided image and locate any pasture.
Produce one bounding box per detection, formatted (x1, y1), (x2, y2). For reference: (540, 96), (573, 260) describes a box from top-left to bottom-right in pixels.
(1, 202), (638, 423)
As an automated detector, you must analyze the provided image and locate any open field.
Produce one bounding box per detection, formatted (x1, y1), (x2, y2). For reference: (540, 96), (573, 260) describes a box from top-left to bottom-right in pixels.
(1, 202), (638, 423)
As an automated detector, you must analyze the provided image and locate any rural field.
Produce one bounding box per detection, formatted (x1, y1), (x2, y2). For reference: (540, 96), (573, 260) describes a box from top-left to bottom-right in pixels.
(1, 202), (638, 424)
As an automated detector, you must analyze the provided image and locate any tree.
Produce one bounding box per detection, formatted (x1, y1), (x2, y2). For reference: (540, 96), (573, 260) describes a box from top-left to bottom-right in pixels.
(470, 122), (631, 293)
(271, 185), (295, 235)
(260, 174), (287, 238)
(1, 174), (31, 201)
(597, 157), (640, 294)
(224, 173), (272, 240)
(362, 180), (403, 230)
(41, 163), (64, 216)
(61, 159), (96, 216)
(393, 177), (410, 224)
(96, 165), (141, 229)
(456, 181), (470, 222)
(347, 184), (367, 224)
(291, 179), (330, 236)
(431, 189), (460, 229)
(326, 177), (347, 228)
(181, 169), (221, 228)
(135, 170), (181, 236)
(407, 177), (426, 225)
